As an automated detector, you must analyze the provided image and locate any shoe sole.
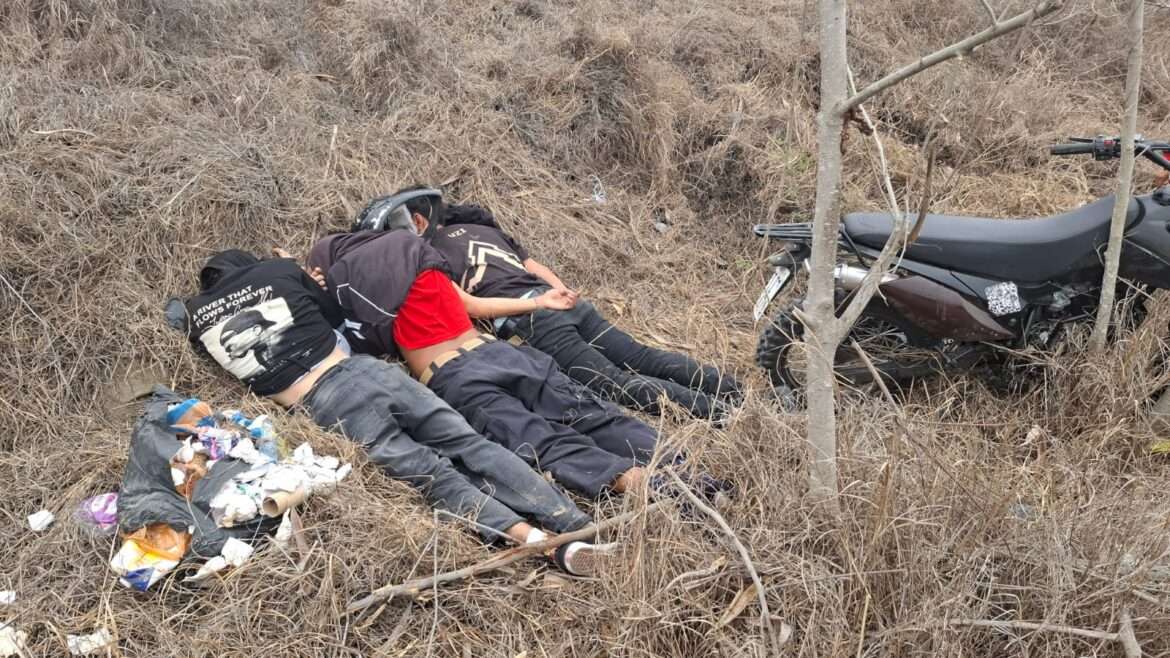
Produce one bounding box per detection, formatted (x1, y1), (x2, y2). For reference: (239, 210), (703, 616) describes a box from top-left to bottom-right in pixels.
(562, 541), (619, 577)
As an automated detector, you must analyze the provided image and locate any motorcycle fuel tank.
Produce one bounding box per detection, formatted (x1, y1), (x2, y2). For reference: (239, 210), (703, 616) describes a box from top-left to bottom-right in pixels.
(1121, 195), (1170, 288)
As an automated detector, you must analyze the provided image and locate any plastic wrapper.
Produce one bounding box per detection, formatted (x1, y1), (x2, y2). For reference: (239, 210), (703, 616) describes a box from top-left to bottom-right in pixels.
(109, 523), (190, 592)
(76, 493), (118, 535)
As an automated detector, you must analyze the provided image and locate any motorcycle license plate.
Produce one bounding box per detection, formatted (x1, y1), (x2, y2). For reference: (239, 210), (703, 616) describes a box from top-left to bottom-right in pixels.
(753, 267), (791, 321)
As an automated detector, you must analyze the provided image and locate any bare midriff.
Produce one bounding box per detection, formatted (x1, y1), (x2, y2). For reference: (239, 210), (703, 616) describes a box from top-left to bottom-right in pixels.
(400, 328), (480, 379)
(269, 346), (351, 408)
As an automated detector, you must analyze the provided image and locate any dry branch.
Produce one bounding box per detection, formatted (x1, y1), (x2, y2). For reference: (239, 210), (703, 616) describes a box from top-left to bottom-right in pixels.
(944, 618), (1120, 641)
(1119, 607), (1142, 658)
(978, 0), (999, 24)
(345, 503), (662, 615)
(30, 127), (97, 138)
(664, 556), (727, 592)
(831, 71), (930, 337)
(851, 340), (896, 405)
(908, 140), (936, 245)
(665, 470), (783, 652)
(841, 0), (1063, 111)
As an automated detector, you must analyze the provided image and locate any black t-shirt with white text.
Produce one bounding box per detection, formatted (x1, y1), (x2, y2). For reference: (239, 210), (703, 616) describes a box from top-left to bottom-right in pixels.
(429, 221), (546, 298)
(183, 258), (343, 396)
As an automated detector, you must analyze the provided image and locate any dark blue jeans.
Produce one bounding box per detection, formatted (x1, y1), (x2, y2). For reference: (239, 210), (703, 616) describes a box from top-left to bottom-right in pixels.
(503, 298), (743, 418)
(426, 340), (659, 497)
(300, 355), (591, 538)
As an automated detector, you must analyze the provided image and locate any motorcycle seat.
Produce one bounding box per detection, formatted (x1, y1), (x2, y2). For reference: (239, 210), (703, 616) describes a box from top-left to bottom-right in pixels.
(842, 195), (1143, 283)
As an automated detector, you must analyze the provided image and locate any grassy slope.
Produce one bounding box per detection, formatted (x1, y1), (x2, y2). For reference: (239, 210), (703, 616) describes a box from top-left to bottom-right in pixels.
(2, 0), (1170, 655)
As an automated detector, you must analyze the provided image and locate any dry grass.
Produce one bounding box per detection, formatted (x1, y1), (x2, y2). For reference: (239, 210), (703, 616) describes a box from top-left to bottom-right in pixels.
(3, 0), (1170, 655)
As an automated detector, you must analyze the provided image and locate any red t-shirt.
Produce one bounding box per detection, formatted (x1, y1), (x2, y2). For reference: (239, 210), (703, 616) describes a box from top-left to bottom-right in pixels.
(392, 269), (474, 350)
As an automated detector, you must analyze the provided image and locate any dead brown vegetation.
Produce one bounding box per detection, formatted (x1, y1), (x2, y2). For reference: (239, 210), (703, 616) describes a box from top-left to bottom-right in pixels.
(2, 0), (1170, 655)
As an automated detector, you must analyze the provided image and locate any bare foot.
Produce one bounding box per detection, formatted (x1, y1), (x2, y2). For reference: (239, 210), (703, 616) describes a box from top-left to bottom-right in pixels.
(611, 466), (647, 493)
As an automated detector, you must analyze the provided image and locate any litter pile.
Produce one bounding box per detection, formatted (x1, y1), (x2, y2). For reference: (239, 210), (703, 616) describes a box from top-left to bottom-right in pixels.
(109, 387), (349, 591)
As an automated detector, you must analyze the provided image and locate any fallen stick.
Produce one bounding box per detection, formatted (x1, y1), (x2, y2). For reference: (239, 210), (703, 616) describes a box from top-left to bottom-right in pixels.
(663, 556), (727, 592)
(30, 127), (97, 138)
(990, 551), (1164, 606)
(1118, 607), (1141, 658)
(944, 619), (1119, 641)
(666, 470), (784, 653)
(344, 502), (663, 615)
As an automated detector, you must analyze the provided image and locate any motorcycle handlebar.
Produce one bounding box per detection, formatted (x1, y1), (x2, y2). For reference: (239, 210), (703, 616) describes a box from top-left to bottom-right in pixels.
(1048, 135), (1170, 171)
(1050, 143), (1095, 156)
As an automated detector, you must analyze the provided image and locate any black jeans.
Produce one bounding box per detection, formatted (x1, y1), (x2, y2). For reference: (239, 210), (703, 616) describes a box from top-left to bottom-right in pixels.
(426, 340), (659, 497)
(300, 355), (591, 538)
(504, 298), (743, 418)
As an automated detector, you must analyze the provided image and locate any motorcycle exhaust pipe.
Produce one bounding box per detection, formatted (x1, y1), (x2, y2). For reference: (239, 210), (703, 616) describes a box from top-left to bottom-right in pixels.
(833, 263), (898, 290)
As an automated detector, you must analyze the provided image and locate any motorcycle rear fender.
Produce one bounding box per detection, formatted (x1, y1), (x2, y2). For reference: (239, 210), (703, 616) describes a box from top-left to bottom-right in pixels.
(878, 276), (1016, 342)
(767, 241), (811, 268)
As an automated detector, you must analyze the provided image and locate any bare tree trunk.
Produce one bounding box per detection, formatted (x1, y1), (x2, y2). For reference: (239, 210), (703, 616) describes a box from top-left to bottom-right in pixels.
(804, 0), (848, 511)
(1090, 0), (1144, 351)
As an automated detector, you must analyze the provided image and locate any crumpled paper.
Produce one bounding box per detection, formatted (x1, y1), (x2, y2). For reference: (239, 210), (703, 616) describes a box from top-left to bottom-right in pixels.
(67, 627), (113, 655)
(27, 510), (54, 532)
(0, 623), (27, 657)
(183, 536), (256, 583)
(209, 443), (350, 528)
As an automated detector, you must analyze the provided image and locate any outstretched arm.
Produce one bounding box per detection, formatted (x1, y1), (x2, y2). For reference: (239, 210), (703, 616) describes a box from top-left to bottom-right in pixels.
(455, 283), (575, 319)
(523, 258), (574, 296)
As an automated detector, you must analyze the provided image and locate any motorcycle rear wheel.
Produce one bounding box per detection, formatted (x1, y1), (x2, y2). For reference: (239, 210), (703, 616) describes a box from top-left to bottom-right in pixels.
(756, 302), (944, 391)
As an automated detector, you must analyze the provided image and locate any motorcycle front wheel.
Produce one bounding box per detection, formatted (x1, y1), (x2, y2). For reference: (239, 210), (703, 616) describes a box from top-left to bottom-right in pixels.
(756, 301), (944, 391)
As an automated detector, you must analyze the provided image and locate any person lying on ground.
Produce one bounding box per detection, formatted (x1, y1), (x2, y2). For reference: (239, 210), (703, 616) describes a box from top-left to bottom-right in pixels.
(305, 230), (732, 505)
(353, 187), (745, 422)
(164, 249), (616, 575)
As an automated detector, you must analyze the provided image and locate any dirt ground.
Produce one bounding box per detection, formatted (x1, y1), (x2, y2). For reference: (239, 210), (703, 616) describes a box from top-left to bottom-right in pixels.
(3, 0), (1170, 655)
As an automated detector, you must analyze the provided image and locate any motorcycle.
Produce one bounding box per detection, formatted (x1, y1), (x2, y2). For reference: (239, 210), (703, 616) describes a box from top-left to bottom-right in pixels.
(752, 135), (1170, 392)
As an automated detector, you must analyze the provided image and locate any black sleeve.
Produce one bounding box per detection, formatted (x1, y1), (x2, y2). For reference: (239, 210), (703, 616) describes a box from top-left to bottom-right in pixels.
(164, 297), (190, 334)
(300, 269), (345, 329)
(163, 297), (216, 364)
(502, 231), (530, 261)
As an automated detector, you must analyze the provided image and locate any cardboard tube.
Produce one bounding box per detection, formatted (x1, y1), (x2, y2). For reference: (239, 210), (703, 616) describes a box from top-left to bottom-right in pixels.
(262, 487), (307, 517)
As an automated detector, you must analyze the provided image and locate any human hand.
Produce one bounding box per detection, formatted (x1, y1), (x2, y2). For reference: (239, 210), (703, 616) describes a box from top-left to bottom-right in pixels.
(307, 267), (327, 290)
(554, 286), (579, 304)
(272, 247), (327, 289)
(535, 288), (577, 311)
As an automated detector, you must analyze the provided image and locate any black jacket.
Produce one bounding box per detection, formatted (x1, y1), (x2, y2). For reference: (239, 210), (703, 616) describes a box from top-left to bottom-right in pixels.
(308, 231), (450, 357)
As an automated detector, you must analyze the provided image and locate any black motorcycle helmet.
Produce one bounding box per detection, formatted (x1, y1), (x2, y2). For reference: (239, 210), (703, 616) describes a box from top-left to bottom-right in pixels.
(351, 187), (444, 237)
